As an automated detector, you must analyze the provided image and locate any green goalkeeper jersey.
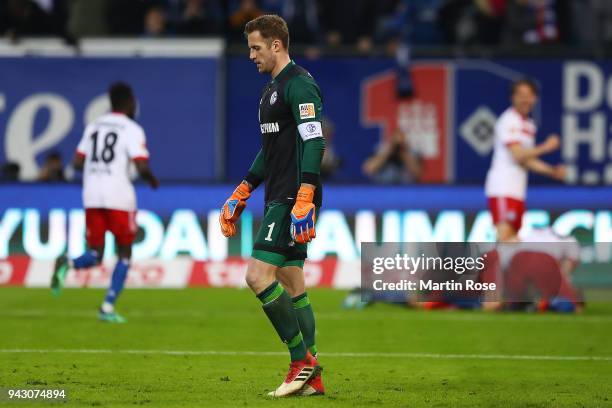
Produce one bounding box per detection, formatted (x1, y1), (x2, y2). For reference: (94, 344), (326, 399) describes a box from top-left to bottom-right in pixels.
(250, 60), (324, 207)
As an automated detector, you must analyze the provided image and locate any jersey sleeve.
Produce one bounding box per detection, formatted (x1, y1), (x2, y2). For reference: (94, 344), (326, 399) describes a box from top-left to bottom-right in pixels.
(301, 137), (326, 178)
(496, 115), (523, 146)
(285, 75), (324, 141)
(497, 112), (537, 148)
(245, 148), (264, 189)
(76, 125), (92, 157)
(127, 126), (150, 161)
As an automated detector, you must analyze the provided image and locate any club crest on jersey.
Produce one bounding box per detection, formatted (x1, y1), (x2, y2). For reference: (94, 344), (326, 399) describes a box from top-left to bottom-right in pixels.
(270, 91), (278, 105)
(260, 122), (280, 134)
(299, 103), (316, 119)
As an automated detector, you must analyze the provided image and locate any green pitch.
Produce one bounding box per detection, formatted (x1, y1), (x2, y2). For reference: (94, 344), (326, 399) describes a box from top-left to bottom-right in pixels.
(1, 288), (611, 407)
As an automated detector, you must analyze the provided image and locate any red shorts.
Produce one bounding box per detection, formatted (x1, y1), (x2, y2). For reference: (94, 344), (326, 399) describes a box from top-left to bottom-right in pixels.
(488, 197), (525, 232)
(505, 252), (580, 304)
(85, 208), (137, 247)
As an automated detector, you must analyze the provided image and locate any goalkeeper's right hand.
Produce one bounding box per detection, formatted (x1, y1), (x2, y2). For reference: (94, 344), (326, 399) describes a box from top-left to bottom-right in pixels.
(219, 182), (251, 237)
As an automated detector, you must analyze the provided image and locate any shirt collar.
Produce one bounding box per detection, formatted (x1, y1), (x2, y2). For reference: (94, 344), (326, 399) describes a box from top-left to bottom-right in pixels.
(272, 60), (295, 83)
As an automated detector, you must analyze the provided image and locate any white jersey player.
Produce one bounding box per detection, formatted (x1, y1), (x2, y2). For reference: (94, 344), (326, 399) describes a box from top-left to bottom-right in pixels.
(51, 82), (159, 323)
(484, 79), (566, 242)
(77, 112), (149, 212)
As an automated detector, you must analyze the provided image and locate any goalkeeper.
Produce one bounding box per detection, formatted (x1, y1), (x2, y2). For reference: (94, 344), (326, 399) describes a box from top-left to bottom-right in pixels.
(219, 15), (326, 398)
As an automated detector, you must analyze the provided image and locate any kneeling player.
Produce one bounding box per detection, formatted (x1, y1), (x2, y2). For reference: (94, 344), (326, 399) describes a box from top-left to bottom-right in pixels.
(486, 228), (582, 312)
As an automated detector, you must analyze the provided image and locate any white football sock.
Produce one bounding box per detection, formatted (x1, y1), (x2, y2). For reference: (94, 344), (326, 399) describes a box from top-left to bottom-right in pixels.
(101, 302), (114, 314)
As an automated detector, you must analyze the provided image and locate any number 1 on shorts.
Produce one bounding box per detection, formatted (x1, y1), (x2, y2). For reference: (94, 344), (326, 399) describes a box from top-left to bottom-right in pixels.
(265, 222), (275, 241)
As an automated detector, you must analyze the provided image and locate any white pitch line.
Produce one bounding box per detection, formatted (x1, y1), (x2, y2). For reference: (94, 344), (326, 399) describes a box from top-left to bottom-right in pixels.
(317, 312), (612, 324)
(0, 349), (611, 362)
(2, 310), (612, 323)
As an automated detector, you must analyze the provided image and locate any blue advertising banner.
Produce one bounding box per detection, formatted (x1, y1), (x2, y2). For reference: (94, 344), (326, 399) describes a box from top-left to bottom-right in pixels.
(3, 55), (610, 185)
(0, 184), (609, 214)
(226, 56), (612, 185)
(0, 57), (220, 181)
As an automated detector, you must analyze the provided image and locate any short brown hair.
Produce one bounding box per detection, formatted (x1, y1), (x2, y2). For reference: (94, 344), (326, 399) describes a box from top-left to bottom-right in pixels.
(511, 78), (539, 97)
(244, 14), (290, 50)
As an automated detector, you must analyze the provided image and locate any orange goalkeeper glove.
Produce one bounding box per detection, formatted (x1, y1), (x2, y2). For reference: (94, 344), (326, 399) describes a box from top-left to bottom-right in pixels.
(290, 186), (316, 244)
(219, 182), (251, 237)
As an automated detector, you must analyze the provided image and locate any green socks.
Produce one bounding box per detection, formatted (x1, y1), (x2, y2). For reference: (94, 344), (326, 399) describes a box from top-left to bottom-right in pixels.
(258, 281), (307, 361)
(292, 292), (317, 356)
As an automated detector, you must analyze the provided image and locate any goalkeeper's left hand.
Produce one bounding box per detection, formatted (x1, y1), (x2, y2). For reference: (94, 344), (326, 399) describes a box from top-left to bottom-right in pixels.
(290, 185), (316, 244)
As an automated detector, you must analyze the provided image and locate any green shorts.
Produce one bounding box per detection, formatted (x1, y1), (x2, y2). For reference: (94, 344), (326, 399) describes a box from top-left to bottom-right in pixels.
(252, 202), (318, 268)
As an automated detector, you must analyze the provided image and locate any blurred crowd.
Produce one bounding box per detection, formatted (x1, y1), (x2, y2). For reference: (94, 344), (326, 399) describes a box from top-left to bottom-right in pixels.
(1, 0), (612, 49)
(1, 152), (66, 183)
